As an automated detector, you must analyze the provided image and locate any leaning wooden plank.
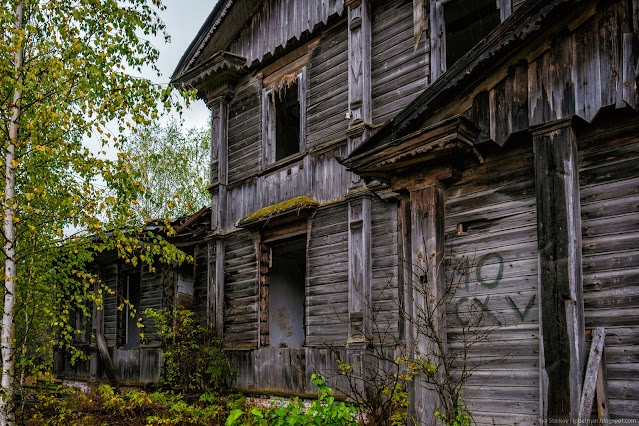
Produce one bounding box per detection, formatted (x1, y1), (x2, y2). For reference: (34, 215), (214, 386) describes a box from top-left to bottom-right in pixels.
(595, 348), (610, 422)
(578, 327), (606, 422)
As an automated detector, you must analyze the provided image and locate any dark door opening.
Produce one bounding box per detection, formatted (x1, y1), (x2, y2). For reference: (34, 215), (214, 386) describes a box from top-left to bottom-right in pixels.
(268, 238), (306, 348)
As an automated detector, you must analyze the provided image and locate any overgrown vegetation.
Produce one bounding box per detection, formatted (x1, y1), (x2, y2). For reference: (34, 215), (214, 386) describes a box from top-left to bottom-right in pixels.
(147, 307), (236, 395)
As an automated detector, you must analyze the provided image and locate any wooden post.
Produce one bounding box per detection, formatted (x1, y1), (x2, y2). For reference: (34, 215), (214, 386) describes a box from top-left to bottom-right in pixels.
(532, 118), (586, 421)
(347, 0), (371, 127)
(208, 91), (231, 232)
(347, 194), (372, 343)
(207, 238), (225, 338)
(407, 185), (445, 426)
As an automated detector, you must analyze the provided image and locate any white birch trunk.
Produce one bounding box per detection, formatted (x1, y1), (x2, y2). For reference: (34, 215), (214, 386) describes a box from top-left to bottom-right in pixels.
(1, 2), (25, 425)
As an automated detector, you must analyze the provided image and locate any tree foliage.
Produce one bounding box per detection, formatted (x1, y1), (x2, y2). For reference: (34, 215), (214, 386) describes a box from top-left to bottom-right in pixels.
(0, 0), (193, 423)
(122, 120), (210, 223)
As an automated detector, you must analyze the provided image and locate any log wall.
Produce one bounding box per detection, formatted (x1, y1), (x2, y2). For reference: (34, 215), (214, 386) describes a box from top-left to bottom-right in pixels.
(306, 202), (350, 346)
(224, 230), (259, 348)
(444, 139), (540, 425)
(579, 117), (639, 420)
(228, 0), (345, 67)
(371, 0), (428, 124)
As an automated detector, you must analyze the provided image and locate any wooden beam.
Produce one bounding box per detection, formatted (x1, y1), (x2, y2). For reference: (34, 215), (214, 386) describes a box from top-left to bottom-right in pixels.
(408, 185), (445, 426)
(347, 0), (371, 129)
(578, 327), (606, 422)
(347, 194), (372, 343)
(532, 118), (586, 421)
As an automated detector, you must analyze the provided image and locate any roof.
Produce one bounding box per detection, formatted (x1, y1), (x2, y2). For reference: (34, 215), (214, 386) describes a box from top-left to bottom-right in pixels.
(347, 0), (581, 160)
(236, 195), (319, 228)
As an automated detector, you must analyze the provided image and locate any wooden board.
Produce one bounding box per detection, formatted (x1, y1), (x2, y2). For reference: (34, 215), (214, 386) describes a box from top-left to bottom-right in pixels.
(444, 142), (540, 423)
(579, 118), (639, 421)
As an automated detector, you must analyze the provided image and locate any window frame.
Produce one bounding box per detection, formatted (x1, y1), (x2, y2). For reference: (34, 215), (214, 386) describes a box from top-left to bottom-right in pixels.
(261, 67), (307, 167)
(430, 0), (509, 81)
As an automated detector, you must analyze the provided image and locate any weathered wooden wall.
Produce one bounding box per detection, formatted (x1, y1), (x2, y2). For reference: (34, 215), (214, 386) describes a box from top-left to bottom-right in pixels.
(228, 0), (345, 67)
(140, 266), (163, 345)
(371, 0), (428, 124)
(445, 139), (540, 425)
(306, 202), (350, 346)
(102, 264), (118, 346)
(193, 245), (209, 323)
(579, 116), (639, 420)
(371, 197), (400, 339)
(228, 79), (262, 184)
(307, 22), (349, 149)
(224, 230), (259, 348)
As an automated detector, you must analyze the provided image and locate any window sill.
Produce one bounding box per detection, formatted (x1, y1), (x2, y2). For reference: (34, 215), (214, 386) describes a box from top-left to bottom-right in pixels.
(259, 151), (306, 176)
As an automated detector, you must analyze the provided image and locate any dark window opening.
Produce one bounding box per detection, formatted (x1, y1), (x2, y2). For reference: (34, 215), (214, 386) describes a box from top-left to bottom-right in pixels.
(444, 0), (500, 68)
(274, 80), (300, 161)
(118, 271), (141, 348)
(268, 238), (306, 348)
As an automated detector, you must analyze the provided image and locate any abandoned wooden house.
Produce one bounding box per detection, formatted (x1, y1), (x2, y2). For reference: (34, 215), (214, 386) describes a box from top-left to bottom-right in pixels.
(54, 207), (211, 385)
(56, 0), (638, 424)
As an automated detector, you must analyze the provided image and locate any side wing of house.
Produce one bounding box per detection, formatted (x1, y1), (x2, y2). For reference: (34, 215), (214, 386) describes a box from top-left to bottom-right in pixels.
(345, 0), (639, 423)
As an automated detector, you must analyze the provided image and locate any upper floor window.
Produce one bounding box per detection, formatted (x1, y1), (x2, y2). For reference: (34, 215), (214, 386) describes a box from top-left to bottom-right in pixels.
(444, 0), (501, 68)
(262, 69), (306, 165)
(431, 0), (503, 79)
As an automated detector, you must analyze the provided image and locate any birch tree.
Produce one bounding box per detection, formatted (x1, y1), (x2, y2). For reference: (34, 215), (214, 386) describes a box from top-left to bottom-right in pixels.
(0, 1), (190, 423)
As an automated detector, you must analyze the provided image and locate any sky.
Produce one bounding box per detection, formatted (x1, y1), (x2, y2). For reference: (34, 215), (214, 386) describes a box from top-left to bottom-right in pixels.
(152, 0), (219, 129)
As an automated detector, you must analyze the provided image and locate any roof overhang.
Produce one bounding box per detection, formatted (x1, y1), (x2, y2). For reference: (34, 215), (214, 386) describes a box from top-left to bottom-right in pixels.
(343, 115), (486, 186)
(236, 196), (319, 229)
(348, 0), (585, 159)
(171, 51), (248, 102)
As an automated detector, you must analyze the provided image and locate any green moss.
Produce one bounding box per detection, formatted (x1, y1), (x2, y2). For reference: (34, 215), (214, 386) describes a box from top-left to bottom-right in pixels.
(236, 195), (319, 227)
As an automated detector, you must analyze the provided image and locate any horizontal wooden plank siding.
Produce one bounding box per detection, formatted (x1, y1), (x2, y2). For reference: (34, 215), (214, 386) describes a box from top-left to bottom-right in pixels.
(579, 118), (639, 421)
(371, 197), (399, 340)
(229, 0), (345, 67)
(139, 267), (162, 345)
(307, 202), (349, 346)
(307, 23), (349, 149)
(228, 78), (261, 185)
(444, 139), (540, 425)
(102, 264), (118, 346)
(371, 0), (428, 124)
(194, 244), (209, 324)
(224, 231), (259, 348)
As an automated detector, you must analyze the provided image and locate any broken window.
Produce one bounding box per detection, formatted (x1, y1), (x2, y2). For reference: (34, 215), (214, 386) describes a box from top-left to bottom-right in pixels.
(262, 70), (306, 164)
(443, 0), (500, 68)
(259, 237), (307, 348)
(117, 269), (141, 348)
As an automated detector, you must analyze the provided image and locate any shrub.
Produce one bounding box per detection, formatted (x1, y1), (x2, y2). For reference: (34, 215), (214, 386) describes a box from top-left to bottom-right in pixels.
(146, 308), (236, 394)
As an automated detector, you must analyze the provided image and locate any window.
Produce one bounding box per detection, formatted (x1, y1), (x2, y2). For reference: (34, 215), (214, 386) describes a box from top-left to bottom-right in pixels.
(117, 270), (141, 348)
(444, 0), (500, 69)
(259, 237), (307, 348)
(431, 0), (502, 79)
(262, 69), (306, 165)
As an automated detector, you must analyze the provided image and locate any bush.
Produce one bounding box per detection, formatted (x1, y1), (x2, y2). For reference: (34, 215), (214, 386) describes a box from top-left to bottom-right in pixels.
(225, 374), (358, 426)
(146, 308), (236, 394)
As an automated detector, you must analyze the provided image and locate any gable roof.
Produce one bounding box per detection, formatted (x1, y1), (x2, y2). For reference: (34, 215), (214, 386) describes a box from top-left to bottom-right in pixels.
(172, 0), (346, 84)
